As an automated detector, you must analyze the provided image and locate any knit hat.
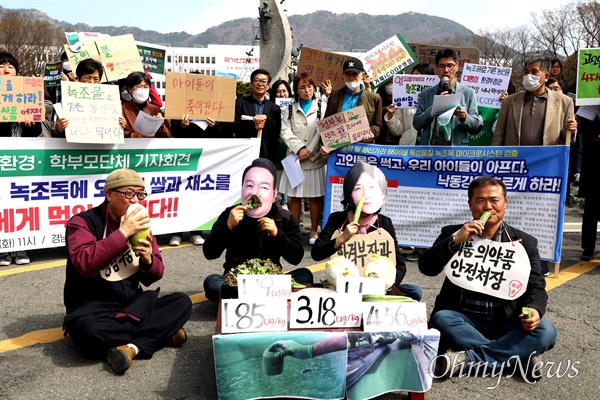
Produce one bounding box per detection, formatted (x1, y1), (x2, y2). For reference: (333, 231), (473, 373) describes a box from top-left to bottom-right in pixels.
(0, 52), (19, 74)
(242, 158), (277, 188)
(104, 168), (145, 191)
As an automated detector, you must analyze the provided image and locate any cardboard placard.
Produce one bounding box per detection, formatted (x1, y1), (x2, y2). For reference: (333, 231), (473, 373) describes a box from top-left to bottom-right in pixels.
(0, 76), (45, 122)
(318, 105), (371, 152)
(297, 47), (352, 90)
(407, 43), (480, 80)
(164, 71), (236, 121)
(61, 81), (123, 144)
(358, 34), (417, 88)
(330, 228), (396, 274)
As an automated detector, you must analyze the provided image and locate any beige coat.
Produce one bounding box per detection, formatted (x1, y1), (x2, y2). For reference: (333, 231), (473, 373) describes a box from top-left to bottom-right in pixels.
(280, 100), (326, 170)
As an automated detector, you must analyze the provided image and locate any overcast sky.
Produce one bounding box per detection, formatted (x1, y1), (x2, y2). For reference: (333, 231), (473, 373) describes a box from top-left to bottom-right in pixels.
(1, 0), (568, 35)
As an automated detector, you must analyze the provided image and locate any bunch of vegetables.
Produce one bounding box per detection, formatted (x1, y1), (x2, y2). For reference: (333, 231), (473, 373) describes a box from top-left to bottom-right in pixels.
(224, 258), (305, 288)
(325, 254), (396, 290)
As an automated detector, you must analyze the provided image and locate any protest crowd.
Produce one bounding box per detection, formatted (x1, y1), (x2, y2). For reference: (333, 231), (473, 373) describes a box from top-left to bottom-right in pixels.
(0, 17), (597, 398)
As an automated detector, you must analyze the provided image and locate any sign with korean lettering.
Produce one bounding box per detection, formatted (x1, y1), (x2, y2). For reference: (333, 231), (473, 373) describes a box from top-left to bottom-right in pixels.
(212, 44), (260, 81)
(297, 47), (351, 90)
(576, 48), (600, 106)
(44, 62), (63, 88)
(460, 63), (512, 109)
(0, 76), (45, 122)
(164, 72), (236, 121)
(0, 138), (260, 252)
(444, 236), (530, 300)
(61, 81), (123, 144)
(408, 44), (480, 80)
(330, 229), (396, 273)
(318, 105), (371, 152)
(392, 74), (440, 109)
(137, 41), (167, 75)
(63, 34), (144, 82)
(358, 34), (417, 89)
(324, 143), (569, 262)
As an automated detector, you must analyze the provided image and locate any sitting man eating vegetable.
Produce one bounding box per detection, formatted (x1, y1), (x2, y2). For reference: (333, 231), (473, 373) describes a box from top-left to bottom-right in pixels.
(202, 158), (313, 302)
(418, 176), (557, 381)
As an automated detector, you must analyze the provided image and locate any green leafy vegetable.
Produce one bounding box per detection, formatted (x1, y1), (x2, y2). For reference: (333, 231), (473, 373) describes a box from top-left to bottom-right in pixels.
(224, 258), (282, 286)
(245, 194), (262, 210)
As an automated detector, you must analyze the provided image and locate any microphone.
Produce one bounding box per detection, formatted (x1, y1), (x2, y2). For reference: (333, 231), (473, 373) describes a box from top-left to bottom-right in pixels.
(441, 76), (449, 93)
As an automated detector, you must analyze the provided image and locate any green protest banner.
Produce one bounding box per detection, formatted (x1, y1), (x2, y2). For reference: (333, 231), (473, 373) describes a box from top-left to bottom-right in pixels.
(44, 61), (63, 87)
(576, 48), (600, 106)
(137, 41), (167, 75)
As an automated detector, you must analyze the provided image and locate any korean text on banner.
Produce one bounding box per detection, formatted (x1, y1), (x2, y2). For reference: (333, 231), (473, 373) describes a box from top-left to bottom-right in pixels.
(137, 41), (167, 75)
(576, 48), (600, 106)
(392, 74), (440, 109)
(0, 76), (45, 123)
(164, 71), (236, 121)
(0, 138), (261, 253)
(358, 34), (417, 88)
(324, 143), (568, 262)
(61, 81), (123, 144)
(318, 106), (371, 152)
(297, 47), (351, 90)
(460, 63), (512, 109)
(408, 43), (480, 80)
(44, 62), (63, 88)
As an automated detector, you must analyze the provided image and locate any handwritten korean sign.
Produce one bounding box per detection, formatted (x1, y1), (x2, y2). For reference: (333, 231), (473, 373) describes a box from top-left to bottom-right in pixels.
(164, 72), (236, 122)
(44, 62), (63, 88)
(0, 76), (45, 122)
(330, 228), (396, 274)
(61, 81), (123, 144)
(408, 43), (480, 80)
(443, 236), (530, 300)
(576, 48), (600, 106)
(460, 63), (512, 109)
(298, 47), (351, 90)
(318, 106), (372, 152)
(358, 34), (417, 88)
(392, 74), (440, 109)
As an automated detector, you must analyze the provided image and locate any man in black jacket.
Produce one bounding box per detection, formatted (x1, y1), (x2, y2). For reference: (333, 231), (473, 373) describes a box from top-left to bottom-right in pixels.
(419, 176), (556, 380)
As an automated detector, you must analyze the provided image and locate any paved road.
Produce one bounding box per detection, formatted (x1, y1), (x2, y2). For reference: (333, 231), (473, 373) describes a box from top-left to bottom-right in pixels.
(0, 205), (597, 400)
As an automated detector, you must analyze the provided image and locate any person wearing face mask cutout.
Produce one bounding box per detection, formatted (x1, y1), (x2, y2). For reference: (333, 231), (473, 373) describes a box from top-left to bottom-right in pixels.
(121, 71), (174, 138)
(322, 58), (382, 144)
(202, 158), (313, 302)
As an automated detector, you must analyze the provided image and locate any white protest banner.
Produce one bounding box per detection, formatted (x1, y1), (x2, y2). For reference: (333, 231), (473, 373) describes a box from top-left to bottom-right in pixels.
(318, 105), (371, 152)
(275, 97), (293, 120)
(221, 298), (288, 333)
(61, 81), (123, 144)
(290, 289), (362, 329)
(444, 236), (530, 300)
(358, 34), (418, 88)
(392, 74), (440, 109)
(0, 76), (45, 123)
(0, 138), (260, 252)
(460, 63), (512, 109)
(211, 44), (260, 82)
(362, 301), (428, 332)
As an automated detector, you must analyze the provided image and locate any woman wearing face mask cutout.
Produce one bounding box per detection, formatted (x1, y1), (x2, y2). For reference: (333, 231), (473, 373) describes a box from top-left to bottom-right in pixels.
(381, 63), (435, 146)
(121, 71), (174, 138)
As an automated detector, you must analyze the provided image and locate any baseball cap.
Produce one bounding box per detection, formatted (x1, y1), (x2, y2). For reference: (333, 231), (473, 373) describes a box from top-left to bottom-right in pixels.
(343, 58), (364, 74)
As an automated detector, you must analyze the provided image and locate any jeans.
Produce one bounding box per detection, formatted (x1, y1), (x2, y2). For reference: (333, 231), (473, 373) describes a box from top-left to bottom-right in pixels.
(397, 284), (423, 301)
(431, 309), (557, 365)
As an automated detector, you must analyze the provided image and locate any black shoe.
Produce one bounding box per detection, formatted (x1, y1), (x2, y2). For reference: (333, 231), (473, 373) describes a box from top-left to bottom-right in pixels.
(582, 249), (593, 261)
(540, 262), (550, 277)
(406, 250), (421, 261)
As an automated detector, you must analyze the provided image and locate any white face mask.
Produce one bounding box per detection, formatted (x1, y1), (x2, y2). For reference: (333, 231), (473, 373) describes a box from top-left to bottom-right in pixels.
(384, 84), (393, 95)
(345, 80), (361, 92)
(522, 74), (543, 92)
(62, 61), (71, 72)
(120, 90), (132, 101)
(132, 88), (150, 103)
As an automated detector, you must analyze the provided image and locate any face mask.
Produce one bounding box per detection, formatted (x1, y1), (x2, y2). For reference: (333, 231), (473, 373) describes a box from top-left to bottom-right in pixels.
(384, 84), (393, 95)
(345, 80), (361, 92)
(132, 88), (150, 103)
(62, 61), (71, 72)
(522, 74), (542, 92)
(120, 90), (132, 101)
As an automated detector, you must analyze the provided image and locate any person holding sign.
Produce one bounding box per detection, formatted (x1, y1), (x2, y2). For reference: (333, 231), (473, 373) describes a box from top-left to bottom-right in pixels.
(202, 158), (313, 302)
(311, 162), (422, 301)
(419, 177), (556, 380)
(323, 58), (382, 144)
(63, 168), (192, 374)
(413, 48), (482, 145)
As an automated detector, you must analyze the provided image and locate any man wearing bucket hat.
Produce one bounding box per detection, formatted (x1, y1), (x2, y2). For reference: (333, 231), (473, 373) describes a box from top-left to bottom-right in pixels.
(63, 168), (192, 375)
(323, 57), (383, 143)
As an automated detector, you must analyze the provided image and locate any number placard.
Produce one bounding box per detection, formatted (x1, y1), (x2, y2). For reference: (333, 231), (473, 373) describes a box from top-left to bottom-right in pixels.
(221, 298), (288, 333)
(362, 302), (428, 332)
(290, 289), (362, 329)
(336, 277), (386, 295)
(237, 274), (292, 300)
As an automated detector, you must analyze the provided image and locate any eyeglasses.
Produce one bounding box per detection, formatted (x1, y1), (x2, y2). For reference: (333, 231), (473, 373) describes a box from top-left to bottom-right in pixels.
(112, 188), (148, 200)
(252, 79), (269, 86)
(297, 85), (313, 91)
(436, 63), (456, 70)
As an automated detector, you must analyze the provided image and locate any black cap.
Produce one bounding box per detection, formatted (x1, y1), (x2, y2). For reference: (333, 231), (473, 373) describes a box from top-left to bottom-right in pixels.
(343, 58), (364, 74)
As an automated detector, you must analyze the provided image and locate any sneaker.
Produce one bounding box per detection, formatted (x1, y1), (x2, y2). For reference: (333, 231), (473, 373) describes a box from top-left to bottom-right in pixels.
(540, 261), (550, 277)
(582, 249), (593, 262)
(309, 231), (318, 246)
(169, 235), (182, 246)
(190, 234), (205, 245)
(434, 349), (469, 379)
(164, 327), (188, 347)
(0, 252), (11, 266)
(107, 345), (136, 374)
(523, 355), (543, 382)
(14, 251), (30, 265)
(405, 250), (421, 261)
